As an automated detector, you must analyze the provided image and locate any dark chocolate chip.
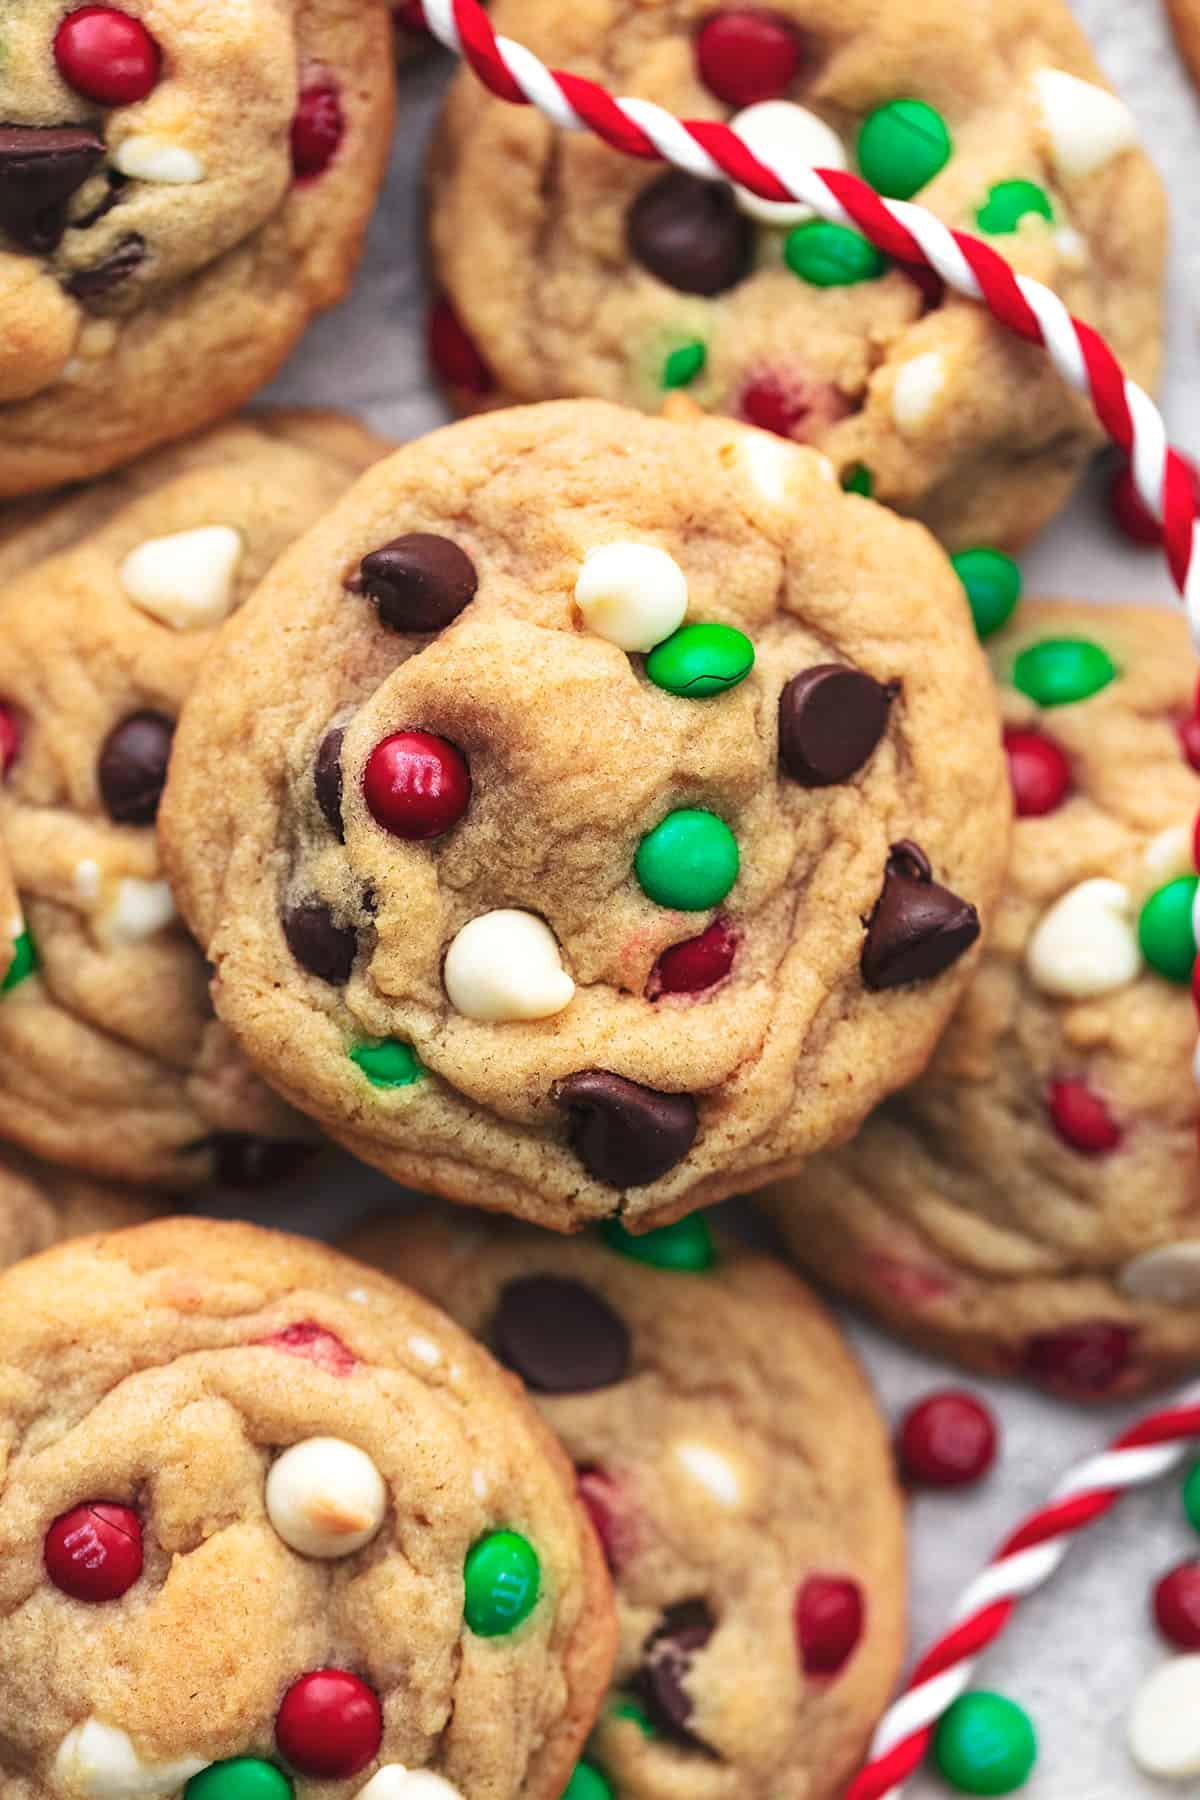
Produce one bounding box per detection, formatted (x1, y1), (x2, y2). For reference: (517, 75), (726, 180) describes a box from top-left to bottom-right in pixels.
(778, 665), (895, 786)
(206, 1135), (317, 1188)
(861, 841), (980, 990)
(314, 726), (346, 840)
(493, 1275), (631, 1394)
(634, 1599), (717, 1746)
(627, 171), (754, 297)
(556, 1070), (698, 1188)
(0, 124), (105, 253)
(67, 233), (146, 301)
(283, 903), (357, 985)
(97, 710), (174, 825)
(357, 533), (478, 633)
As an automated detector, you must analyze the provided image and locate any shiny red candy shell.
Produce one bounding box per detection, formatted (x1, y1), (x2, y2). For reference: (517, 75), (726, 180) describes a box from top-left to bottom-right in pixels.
(44, 1502), (143, 1602)
(257, 1320), (357, 1377)
(1154, 1562), (1200, 1650)
(1022, 1320), (1134, 1397)
(0, 704), (18, 777)
(695, 10), (805, 107)
(276, 1669), (383, 1779)
(651, 919), (737, 997)
(1108, 456), (1200, 548)
(1194, 810), (1200, 876)
(54, 7), (161, 106)
(1003, 727), (1071, 817)
(794, 1574), (864, 1677)
(363, 731), (471, 840)
(428, 297), (494, 396)
(291, 77), (345, 180)
(1178, 716), (1200, 773)
(1047, 1077), (1122, 1155)
(897, 1390), (998, 1488)
(394, 0), (429, 29)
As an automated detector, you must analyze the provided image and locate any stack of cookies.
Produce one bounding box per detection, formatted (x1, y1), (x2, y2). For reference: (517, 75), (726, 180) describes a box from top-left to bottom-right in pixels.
(0, 0), (1183, 1795)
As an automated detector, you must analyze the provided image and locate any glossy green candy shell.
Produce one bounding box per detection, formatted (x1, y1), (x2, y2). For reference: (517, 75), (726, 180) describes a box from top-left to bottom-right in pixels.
(601, 1214), (715, 1272)
(635, 810), (739, 911)
(785, 220), (886, 287)
(464, 1530), (541, 1636)
(1011, 638), (1117, 707)
(951, 547), (1022, 640)
(645, 623), (754, 697)
(349, 1038), (424, 1089)
(976, 179), (1053, 235)
(662, 340), (706, 389)
(185, 1761), (293, 1800)
(933, 1691), (1037, 1796)
(562, 1765), (615, 1800)
(1138, 876), (1199, 984)
(1, 928), (36, 994)
(857, 98), (952, 199)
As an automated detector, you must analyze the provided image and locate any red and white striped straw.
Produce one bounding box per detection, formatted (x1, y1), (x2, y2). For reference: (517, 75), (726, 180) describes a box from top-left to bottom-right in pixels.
(418, 7), (1200, 1788)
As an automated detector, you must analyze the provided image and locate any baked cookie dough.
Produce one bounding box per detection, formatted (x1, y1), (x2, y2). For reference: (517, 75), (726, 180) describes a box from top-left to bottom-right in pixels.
(428, 0), (1166, 550)
(0, 1145), (157, 1271)
(348, 1208), (906, 1800)
(1167, 0), (1200, 92)
(0, 1217), (616, 1799)
(0, 1), (394, 496)
(763, 600), (1200, 1402)
(0, 411), (391, 1188)
(160, 399), (1010, 1233)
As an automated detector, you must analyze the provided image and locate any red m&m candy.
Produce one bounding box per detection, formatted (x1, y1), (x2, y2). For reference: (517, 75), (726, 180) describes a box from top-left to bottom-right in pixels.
(650, 918), (737, 997)
(1154, 1561), (1200, 1650)
(363, 731), (471, 840)
(394, 0), (429, 29)
(794, 1574), (864, 1677)
(291, 77), (345, 180)
(1047, 1077), (1122, 1155)
(1003, 727), (1071, 817)
(897, 1390), (998, 1488)
(0, 704), (18, 778)
(695, 10), (806, 108)
(44, 1502), (143, 1602)
(55, 6), (161, 106)
(276, 1669), (383, 1779)
(429, 297), (494, 396)
(1022, 1320), (1134, 1397)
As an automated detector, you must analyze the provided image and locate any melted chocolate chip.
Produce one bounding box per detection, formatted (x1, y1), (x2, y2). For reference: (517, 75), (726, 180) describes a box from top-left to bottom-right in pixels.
(283, 903), (357, 985)
(556, 1070), (698, 1188)
(67, 233), (146, 301)
(97, 710), (174, 824)
(357, 533), (478, 633)
(778, 665), (895, 786)
(0, 124), (105, 253)
(206, 1136), (316, 1188)
(861, 841), (979, 990)
(493, 1275), (631, 1393)
(627, 171), (754, 296)
(634, 1599), (717, 1746)
(314, 726), (346, 839)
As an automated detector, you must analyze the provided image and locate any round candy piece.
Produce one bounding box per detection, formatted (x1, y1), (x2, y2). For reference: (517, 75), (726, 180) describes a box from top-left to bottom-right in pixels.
(54, 6), (161, 106)
(291, 77), (344, 180)
(645, 622), (754, 697)
(897, 1391), (998, 1488)
(0, 703), (18, 776)
(275, 1670), (383, 1780)
(785, 219), (886, 286)
(1002, 727), (1070, 817)
(728, 100), (847, 226)
(627, 171), (754, 296)
(779, 663), (892, 785)
(1128, 1657), (1200, 1779)
(443, 909), (575, 1022)
(562, 1764), (614, 1800)
(1011, 638), (1117, 707)
(793, 1574), (864, 1677)
(695, 10), (805, 108)
(662, 341), (706, 389)
(975, 180), (1053, 234)
(650, 917), (738, 996)
(857, 98), (952, 200)
(842, 463), (873, 496)
(1046, 1077), (1122, 1154)
(1182, 1460), (1200, 1535)
(950, 548), (1022, 640)
(1154, 1562), (1200, 1650)
(2, 928), (37, 994)
(185, 1760), (294, 1800)
(44, 1502), (143, 1602)
(635, 809), (739, 911)
(1178, 714), (1200, 772)
(97, 710), (175, 825)
(1022, 1320), (1133, 1396)
(356, 533), (478, 635)
(494, 1275), (630, 1393)
(933, 1692), (1037, 1795)
(1138, 875), (1199, 983)
(575, 541), (689, 653)
(428, 297), (494, 396)
(349, 1039), (424, 1089)
(600, 1214), (715, 1272)
(356, 1773), (465, 1800)
(362, 731), (471, 841)
(265, 1437), (387, 1560)
(739, 369), (815, 440)
(464, 1529), (541, 1636)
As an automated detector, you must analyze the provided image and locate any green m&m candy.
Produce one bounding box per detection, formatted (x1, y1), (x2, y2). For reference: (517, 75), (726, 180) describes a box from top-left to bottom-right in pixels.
(857, 98), (952, 199)
(1138, 876), (1199, 984)
(635, 810), (739, 911)
(464, 1529), (541, 1636)
(1, 927), (36, 994)
(601, 1213), (715, 1272)
(662, 340), (706, 389)
(1182, 1461), (1200, 1534)
(645, 623), (754, 698)
(349, 1038), (424, 1089)
(1011, 638), (1117, 707)
(841, 463), (873, 497)
(951, 547), (1022, 640)
(933, 1691), (1038, 1795)
(784, 219), (886, 287)
(562, 1764), (615, 1800)
(609, 1695), (658, 1739)
(185, 1760), (294, 1800)
(975, 179), (1053, 235)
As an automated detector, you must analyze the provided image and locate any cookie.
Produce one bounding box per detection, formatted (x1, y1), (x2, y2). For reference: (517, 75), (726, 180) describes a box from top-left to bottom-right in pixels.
(158, 399), (1011, 1232)
(0, 1217), (616, 1798)
(0, 1144), (157, 1270)
(762, 600), (1200, 1402)
(0, 410), (392, 1188)
(1167, 0), (1200, 92)
(427, 0), (1166, 551)
(346, 1208), (907, 1800)
(0, 2), (394, 497)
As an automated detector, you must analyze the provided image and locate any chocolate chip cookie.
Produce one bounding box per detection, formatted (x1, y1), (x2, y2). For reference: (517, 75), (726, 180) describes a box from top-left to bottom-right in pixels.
(428, 0), (1165, 550)
(0, 2), (394, 496)
(763, 600), (1200, 1402)
(0, 1217), (616, 1798)
(0, 1144), (156, 1270)
(346, 1208), (906, 1800)
(0, 410), (391, 1188)
(159, 399), (1010, 1232)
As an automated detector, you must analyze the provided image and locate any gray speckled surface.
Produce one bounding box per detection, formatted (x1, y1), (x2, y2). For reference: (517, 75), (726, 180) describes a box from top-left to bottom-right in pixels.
(248, 7), (1200, 1793)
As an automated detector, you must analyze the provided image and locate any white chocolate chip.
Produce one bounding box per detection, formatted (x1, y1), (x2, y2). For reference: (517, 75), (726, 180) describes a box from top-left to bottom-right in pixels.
(733, 429), (807, 506)
(265, 1436), (387, 1560)
(113, 136), (206, 184)
(1033, 68), (1138, 180)
(1120, 1244), (1200, 1305)
(444, 910), (575, 1022)
(356, 1771), (464, 1800)
(728, 100), (846, 225)
(98, 879), (176, 947)
(1026, 878), (1143, 999)
(471, 1469), (489, 1500)
(1142, 824), (1195, 895)
(407, 1333), (442, 1367)
(1128, 1657), (1200, 1778)
(1055, 225), (1088, 270)
(120, 526), (243, 631)
(891, 352), (946, 436)
(673, 1441), (743, 1509)
(73, 859), (101, 905)
(54, 1721), (205, 1800)
(575, 542), (689, 653)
